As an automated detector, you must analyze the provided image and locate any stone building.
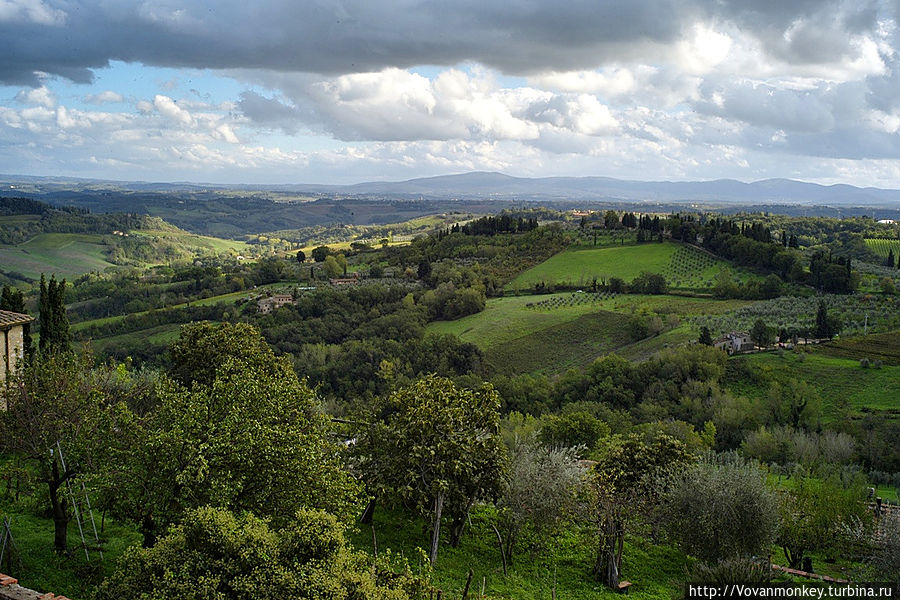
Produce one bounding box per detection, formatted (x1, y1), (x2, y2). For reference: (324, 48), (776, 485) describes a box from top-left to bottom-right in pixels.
(1, 309), (33, 389)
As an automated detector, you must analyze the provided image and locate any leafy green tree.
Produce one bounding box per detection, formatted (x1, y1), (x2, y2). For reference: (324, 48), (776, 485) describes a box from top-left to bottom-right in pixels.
(814, 301), (841, 339)
(356, 375), (507, 564)
(109, 322), (360, 545)
(777, 472), (870, 570)
(699, 326), (714, 346)
(296, 249), (306, 263)
(0, 351), (119, 553)
(750, 319), (773, 348)
(323, 255), (342, 278)
(538, 411), (610, 454)
(664, 455), (777, 562)
(591, 433), (694, 588)
(38, 273), (70, 355)
(96, 506), (431, 600)
(495, 442), (585, 570)
(311, 245), (330, 262)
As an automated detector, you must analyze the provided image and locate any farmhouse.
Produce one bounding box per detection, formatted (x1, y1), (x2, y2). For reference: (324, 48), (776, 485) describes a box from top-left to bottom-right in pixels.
(713, 331), (754, 354)
(0, 309), (32, 391)
(257, 294), (294, 314)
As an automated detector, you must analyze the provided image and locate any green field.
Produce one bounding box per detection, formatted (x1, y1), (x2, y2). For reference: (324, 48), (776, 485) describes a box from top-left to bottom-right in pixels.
(0, 233), (117, 279)
(429, 293), (750, 375)
(725, 351), (900, 421)
(865, 238), (900, 260)
(130, 229), (251, 256)
(506, 242), (742, 293)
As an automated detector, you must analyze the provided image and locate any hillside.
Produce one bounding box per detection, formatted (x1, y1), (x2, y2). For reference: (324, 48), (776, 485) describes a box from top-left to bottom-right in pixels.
(0, 197), (253, 283)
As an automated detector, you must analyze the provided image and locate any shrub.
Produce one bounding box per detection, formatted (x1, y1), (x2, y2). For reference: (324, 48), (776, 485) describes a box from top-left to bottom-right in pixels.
(686, 556), (773, 585)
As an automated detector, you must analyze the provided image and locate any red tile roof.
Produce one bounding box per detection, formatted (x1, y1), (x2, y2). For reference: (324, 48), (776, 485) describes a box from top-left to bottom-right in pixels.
(0, 310), (33, 329)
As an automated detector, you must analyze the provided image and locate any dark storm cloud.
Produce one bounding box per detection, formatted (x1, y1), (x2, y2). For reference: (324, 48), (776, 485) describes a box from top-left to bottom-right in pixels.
(0, 0), (889, 85)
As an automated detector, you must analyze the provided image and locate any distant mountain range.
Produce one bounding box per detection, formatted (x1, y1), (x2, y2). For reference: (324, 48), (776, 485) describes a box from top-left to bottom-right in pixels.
(4, 171), (900, 207)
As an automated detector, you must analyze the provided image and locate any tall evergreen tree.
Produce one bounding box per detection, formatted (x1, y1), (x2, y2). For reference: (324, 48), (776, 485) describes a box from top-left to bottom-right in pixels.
(38, 274), (70, 355)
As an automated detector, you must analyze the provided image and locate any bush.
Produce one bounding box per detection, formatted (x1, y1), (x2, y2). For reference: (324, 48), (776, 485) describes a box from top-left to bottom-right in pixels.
(664, 454), (778, 562)
(686, 556), (773, 585)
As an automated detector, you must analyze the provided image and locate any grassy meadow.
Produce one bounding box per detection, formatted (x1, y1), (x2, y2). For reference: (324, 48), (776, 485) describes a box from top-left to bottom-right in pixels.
(0, 233), (117, 279)
(505, 241), (754, 293)
(429, 293), (750, 375)
(725, 351), (900, 422)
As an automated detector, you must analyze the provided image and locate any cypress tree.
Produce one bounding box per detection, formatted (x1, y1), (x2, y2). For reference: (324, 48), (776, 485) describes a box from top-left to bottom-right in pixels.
(38, 274), (70, 354)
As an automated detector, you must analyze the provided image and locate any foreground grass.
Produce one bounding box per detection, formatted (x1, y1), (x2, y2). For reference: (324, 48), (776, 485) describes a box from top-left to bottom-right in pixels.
(349, 506), (689, 600)
(0, 499), (139, 599)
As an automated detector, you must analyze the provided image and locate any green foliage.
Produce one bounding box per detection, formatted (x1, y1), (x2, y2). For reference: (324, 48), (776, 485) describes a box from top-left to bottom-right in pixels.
(312, 245), (330, 262)
(750, 318), (773, 348)
(538, 411), (610, 453)
(106, 322), (360, 543)
(776, 472), (871, 569)
(629, 272), (668, 295)
(496, 442), (586, 566)
(664, 455), (778, 562)
(356, 375), (507, 561)
(38, 273), (70, 355)
(167, 321), (273, 388)
(96, 506), (431, 600)
(685, 557), (773, 584)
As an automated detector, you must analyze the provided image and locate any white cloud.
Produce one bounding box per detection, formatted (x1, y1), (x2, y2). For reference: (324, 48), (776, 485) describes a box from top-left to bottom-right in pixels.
(84, 91), (124, 104)
(15, 85), (56, 108)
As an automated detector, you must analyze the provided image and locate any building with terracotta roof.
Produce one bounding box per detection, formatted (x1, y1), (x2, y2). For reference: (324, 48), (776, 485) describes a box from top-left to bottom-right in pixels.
(0, 309), (33, 389)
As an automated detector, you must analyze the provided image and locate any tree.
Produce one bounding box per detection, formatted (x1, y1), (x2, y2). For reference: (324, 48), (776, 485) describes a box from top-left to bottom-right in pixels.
(664, 455), (777, 562)
(750, 319), (773, 349)
(323, 255), (342, 278)
(592, 433), (694, 588)
(777, 472), (870, 570)
(539, 411), (610, 453)
(38, 274), (70, 355)
(110, 322), (360, 545)
(356, 375), (507, 564)
(699, 326), (713, 346)
(296, 249), (306, 264)
(814, 301), (840, 339)
(0, 351), (110, 553)
(495, 442), (586, 570)
(96, 506), (430, 600)
(311, 245), (329, 262)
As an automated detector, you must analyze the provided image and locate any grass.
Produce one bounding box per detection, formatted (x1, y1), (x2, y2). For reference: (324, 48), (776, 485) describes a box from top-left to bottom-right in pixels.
(130, 229), (251, 256)
(0, 499), (140, 599)
(507, 243), (678, 291)
(725, 351), (900, 422)
(349, 506), (688, 600)
(428, 293), (750, 376)
(818, 331), (900, 366)
(506, 241), (755, 293)
(0, 233), (117, 280)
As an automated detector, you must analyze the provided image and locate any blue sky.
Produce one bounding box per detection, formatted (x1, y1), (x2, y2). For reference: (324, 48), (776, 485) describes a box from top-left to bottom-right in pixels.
(2, 0), (900, 186)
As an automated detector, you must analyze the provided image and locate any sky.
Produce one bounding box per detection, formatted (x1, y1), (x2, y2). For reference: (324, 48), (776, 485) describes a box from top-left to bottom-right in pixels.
(2, 0), (900, 186)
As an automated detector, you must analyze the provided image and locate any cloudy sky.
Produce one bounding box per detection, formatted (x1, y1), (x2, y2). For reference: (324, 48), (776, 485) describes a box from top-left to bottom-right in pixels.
(2, 0), (900, 186)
